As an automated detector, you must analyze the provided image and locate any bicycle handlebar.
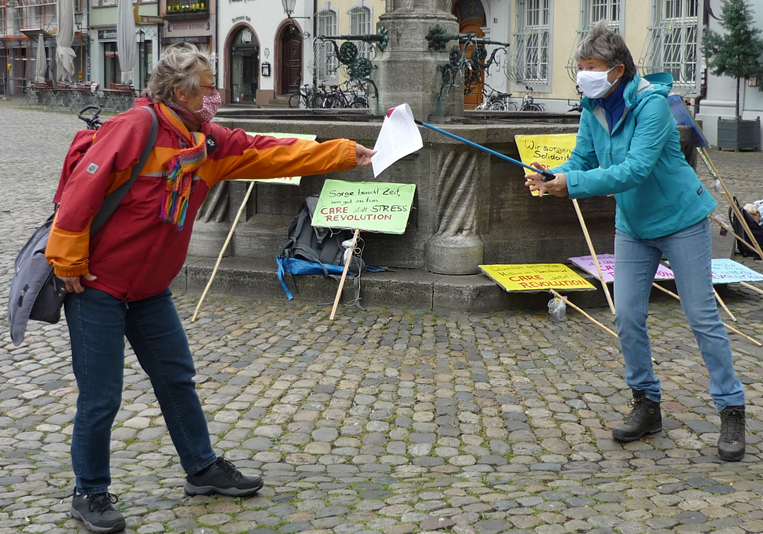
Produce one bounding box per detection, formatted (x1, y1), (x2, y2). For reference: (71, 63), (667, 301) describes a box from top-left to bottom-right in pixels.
(78, 105), (102, 130)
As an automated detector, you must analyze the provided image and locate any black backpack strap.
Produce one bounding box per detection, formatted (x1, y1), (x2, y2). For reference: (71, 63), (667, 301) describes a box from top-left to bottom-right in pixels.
(90, 106), (158, 235)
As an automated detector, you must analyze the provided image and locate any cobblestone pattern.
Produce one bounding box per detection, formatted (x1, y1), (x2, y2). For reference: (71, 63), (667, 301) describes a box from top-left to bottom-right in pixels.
(1, 100), (763, 534)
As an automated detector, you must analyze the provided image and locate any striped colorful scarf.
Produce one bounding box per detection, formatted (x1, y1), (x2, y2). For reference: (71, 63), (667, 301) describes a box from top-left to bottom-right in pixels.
(156, 102), (207, 229)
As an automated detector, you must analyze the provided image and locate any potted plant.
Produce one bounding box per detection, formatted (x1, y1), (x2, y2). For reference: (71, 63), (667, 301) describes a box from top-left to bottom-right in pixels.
(703, 0), (763, 150)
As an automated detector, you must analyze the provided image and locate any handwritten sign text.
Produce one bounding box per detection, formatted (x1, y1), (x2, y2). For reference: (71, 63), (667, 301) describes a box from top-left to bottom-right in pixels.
(312, 179), (416, 234)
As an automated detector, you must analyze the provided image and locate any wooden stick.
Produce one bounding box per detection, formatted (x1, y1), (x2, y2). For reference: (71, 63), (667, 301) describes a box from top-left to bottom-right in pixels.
(698, 147), (763, 259)
(653, 283), (761, 346)
(330, 228), (360, 320)
(651, 282), (679, 299)
(548, 289), (619, 339)
(723, 322), (763, 347)
(713, 288), (736, 322)
(571, 199), (616, 316)
(740, 281), (763, 296)
(192, 181), (256, 322)
(708, 214), (758, 253)
(653, 283), (733, 323)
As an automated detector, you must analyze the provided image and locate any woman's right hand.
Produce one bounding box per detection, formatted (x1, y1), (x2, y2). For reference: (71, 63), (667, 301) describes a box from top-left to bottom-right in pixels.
(525, 161), (569, 198)
(59, 273), (97, 293)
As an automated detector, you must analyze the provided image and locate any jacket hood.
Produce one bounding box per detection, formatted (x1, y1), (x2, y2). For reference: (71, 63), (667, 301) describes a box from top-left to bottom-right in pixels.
(581, 72), (673, 112)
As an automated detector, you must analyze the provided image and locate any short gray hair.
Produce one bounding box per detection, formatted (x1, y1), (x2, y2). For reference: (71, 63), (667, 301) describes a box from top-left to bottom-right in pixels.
(576, 20), (637, 80)
(145, 43), (212, 103)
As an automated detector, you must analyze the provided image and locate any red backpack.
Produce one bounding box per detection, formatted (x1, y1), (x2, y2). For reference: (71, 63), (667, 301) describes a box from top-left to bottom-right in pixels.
(53, 128), (98, 204)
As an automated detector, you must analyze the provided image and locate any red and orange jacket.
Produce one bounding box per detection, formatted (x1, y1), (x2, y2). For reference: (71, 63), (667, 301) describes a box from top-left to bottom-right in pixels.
(46, 99), (357, 302)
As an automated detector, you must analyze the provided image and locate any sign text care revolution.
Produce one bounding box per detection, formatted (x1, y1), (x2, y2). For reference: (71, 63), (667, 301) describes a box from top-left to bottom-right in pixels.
(480, 263), (596, 292)
(312, 179), (416, 234)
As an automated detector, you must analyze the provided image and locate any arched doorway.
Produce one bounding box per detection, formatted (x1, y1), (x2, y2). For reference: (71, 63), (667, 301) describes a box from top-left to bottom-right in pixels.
(453, 0), (486, 110)
(229, 26), (259, 104)
(279, 23), (303, 95)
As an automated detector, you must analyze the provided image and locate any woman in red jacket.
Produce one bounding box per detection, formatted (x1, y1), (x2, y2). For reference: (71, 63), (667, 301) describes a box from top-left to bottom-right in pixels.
(47, 43), (375, 534)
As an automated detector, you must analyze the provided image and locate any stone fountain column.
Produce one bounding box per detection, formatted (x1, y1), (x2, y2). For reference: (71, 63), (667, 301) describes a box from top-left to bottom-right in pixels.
(376, 0), (463, 120)
(425, 146), (485, 274)
(377, 0), (482, 274)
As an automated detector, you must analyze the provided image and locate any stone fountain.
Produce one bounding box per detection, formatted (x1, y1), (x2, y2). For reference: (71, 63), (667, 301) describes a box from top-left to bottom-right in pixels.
(177, 0), (696, 312)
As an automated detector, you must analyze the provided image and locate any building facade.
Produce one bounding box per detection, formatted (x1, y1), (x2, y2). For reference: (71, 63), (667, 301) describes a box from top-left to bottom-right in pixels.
(697, 0), (763, 146)
(214, 0), (313, 105)
(313, 0), (385, 88)
(1, 0), (90, 96)
(3, 0), (761, 147)
(89, 0), (162, 91)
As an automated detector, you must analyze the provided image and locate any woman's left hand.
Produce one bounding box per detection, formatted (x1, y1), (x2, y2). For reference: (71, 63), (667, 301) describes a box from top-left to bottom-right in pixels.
(525, 171), (569, 198)
(355, 143), (376, 167)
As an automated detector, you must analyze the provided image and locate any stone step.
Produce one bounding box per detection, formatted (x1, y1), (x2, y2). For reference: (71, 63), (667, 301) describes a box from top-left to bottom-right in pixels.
(263, 96), (291, 108)
(173, 256), (679, 314)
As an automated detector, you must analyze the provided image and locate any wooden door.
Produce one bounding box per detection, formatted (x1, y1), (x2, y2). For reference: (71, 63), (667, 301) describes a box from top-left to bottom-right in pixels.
(281, 27), (302, 95)
(461, 20), (485, 110)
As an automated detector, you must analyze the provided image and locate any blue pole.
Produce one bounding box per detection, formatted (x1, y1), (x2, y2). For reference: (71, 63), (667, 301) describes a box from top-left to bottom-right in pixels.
(415, 119), (556, 181)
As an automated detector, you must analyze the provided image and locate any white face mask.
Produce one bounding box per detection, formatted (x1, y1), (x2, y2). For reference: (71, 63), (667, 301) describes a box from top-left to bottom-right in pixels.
(576, 66), (618, 99)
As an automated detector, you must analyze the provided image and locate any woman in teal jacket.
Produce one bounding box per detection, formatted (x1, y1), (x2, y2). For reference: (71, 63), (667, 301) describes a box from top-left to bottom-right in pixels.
(526, 20), (746, 462)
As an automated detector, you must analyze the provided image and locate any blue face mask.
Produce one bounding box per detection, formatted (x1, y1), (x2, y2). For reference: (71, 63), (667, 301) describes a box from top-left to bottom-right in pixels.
(576, 66), (618, 99)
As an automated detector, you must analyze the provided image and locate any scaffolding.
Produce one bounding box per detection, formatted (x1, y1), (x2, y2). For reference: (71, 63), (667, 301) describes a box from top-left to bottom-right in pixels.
(1, 0), (57, 95)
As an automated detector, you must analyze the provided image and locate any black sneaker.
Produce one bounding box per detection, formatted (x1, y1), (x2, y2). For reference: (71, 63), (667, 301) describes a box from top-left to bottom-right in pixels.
(612, 390), (663, 442)
(70, 491), (126, 533)
(184, 457), (264, 497)
(718, 405), (746, 462)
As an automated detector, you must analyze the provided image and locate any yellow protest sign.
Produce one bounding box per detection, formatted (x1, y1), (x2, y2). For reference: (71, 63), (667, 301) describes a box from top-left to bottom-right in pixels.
(514, 133), (577, 175)
(242, 132), (318, 185)
(480, 263), (595, 292)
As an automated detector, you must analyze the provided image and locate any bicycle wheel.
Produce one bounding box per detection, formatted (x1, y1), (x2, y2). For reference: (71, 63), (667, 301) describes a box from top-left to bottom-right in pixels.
(289, 93), (301, 108)
(322, 95), (340, 108)
(487, 101), (505, 111)
(310, 93), (325, 108)
(350, 97), (368, 108)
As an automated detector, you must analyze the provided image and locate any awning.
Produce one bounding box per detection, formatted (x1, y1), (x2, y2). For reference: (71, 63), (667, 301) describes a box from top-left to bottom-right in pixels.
(20, 29), (53, 40)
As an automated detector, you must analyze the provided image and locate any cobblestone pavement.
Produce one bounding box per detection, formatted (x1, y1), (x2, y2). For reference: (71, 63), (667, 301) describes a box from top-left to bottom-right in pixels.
(2, 100), (763, 534)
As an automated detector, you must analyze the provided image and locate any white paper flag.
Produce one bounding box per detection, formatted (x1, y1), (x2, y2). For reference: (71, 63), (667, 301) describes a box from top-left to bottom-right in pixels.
(371, 103), (424, 177)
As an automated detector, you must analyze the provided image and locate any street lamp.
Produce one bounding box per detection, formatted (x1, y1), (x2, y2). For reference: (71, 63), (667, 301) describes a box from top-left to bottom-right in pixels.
(74, 11), (89, 81)
(281, 0), (310, 21)
(281, 0), (297, 18)
(74, 11), (85, 33)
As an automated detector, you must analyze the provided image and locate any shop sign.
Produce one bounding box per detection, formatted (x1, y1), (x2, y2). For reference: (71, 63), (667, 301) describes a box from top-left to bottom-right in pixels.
(98, 29), (118, 41)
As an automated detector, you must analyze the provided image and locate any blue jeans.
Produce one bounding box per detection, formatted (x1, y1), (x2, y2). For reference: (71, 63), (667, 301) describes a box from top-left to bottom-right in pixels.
(65, 287), (216, 494)
(614, 218), (745, 411)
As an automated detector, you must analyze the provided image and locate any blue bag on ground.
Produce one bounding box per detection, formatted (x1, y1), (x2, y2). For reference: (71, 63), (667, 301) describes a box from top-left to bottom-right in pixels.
(277, 196), (366, 300)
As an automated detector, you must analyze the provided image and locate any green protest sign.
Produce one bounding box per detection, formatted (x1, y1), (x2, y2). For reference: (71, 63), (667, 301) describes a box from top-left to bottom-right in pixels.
(241, 132), (318, 185)
(312, 179), (416, 234)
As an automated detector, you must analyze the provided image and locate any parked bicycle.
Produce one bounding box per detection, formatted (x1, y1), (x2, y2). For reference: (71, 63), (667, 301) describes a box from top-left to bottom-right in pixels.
(519, 86), (544, 111)
(289, 83), (326, 109)
(322, 81), (370, 109)
(475, 85), (517, 111)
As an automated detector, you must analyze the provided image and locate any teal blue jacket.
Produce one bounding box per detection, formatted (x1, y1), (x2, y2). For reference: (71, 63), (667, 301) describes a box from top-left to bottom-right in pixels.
(551, 73), (715, 239)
